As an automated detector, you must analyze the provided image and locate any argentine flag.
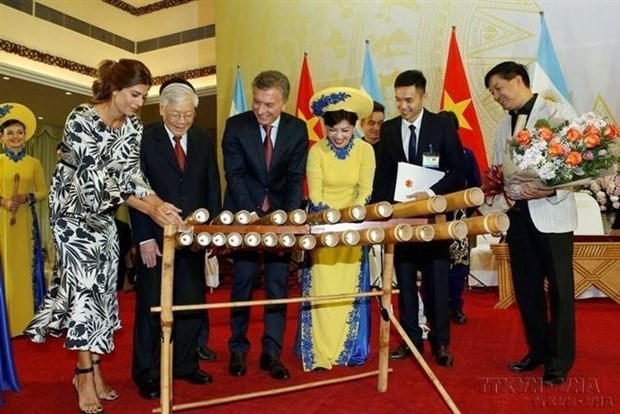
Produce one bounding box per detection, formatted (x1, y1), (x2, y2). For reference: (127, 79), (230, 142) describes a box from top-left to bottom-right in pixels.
(531, 13), (577, 118)
(361, 40), (383, 104)
(229, 66), (248, 117)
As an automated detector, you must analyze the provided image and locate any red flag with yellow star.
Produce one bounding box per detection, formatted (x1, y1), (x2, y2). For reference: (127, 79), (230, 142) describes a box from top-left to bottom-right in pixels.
(440, 28), (488, 175)
(296, 53), (323, 147)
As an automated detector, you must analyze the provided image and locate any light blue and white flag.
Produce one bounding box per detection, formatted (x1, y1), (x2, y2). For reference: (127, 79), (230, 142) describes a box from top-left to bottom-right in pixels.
(531, 13), (577, 118)
(229, 66), (248, 117)
(361, 40), (383, 105)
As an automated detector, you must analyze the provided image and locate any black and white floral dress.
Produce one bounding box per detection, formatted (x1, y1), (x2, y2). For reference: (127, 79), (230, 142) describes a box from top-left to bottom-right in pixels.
(25, 104), (153, 354)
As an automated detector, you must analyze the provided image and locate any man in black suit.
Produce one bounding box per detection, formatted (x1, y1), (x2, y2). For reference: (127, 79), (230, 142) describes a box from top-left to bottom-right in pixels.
(130, 79), (221, 399)
(222, 70), (308, 380)
(374, 70), (465, 366)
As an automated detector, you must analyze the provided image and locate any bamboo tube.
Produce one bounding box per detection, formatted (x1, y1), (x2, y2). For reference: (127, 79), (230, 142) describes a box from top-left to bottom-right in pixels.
(212, 210), (234, 225)
(389, 315), (461, 413)
(430, 220), (468, 241)
(278, 233), (296, 248)
(253, 209), (287, 225)
(211, 232), (227, 247)
(176, 231), (193, 247)
(226, 232), (243, 248)
(287, 208), (308, 225)
(442, 188), (485, 212)
(410, 224), (435, 242)
(194, 232), (212, 247)
(378, 243), (395, 392)
(341, 229), (361, 246)
(392, 195), (447, 218)
(185, 208), (209, 225)
(460, 213), (510, 235)
(339, 205), (366, 222)
(234, 210), (252, 225)
(315, 232), (338, 247)
(243, 232), (261, 247)
(261, 232), (278, 248)
(365, 201), (394, 221)
(297, 234), (316, 250)
(358, 227), (385, 245)
(306, 208), (341, 225)
(159, 225), (177, 414)
(153, 369), (392, 413)
(382, 223), (414, 244)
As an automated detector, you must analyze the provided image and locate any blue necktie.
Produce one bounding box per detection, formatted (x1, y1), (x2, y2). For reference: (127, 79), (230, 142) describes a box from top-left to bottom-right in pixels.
(408, 124), (417, 162)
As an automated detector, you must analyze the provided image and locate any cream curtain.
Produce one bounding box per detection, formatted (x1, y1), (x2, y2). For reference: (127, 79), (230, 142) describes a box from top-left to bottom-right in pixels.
(25, 125), (62, 257)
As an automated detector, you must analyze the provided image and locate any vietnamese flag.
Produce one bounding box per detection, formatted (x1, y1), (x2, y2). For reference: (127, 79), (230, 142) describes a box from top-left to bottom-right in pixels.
(295, 53), (323, 147)
(440, 27), (489, 175)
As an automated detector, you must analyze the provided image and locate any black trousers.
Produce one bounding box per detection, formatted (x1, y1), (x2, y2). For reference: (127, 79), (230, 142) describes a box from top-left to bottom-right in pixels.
(228, 250), (290, 356)
(132, 250), (206, 383)
(507, 201), (575, 373)
(394, 242), (450, 349)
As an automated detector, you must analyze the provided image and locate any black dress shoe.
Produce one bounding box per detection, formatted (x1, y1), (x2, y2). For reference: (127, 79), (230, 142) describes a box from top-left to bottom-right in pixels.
(197, 345), (217, 362)
(259, 353), (290, 380)
(543, 368), (567, 386)
(229, 352), (247, 377)
(174, 368), (213, 385)
(138, 378), (160, 400)
(389, 341), (423, 360)
(432, 345), (454, 367)
(507, 357), (544, 373)
(451, 309), (468, 325)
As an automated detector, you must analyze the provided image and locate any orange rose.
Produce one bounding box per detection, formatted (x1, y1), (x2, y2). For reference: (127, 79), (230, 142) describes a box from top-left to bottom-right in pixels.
(565, 151), (582, 166)
(565, 128), (582, 142)
(604, 123), (619, 139)
(537, 127), (555, 142)
(405, 179), (413, 188)
(548, 143), (565, 157)
(585, 134), (601, 148)
(515, 130), (531, 146)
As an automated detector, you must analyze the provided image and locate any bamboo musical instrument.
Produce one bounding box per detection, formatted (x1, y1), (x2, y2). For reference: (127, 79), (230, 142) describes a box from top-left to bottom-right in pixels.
(194, 232), (212, 247)
(185, 208), (210, 225)
(358, 227), (385, 245)
(428, 220), (468, 241)
(365, 201), (393, 221)
(211, 211), (234, 225)
(287, 208), (308, 225)
(176, 231), (194, 247)
(339, 205), (366, 222)
(306, 208), (341, 225)
(9, 173), (20, 226)
(226, 232), (243, 248)
(315, 232), (338, 247)
(261, 232), (278, 248)
(278, 233), (296, 248)
(409, 224), (435, 242)
(382, 223), (414, 244)
(234, 210), (252, 225)
(442, 188), (484, 212)
(460, 213), (510, 235)
(252, 209), (287, 225)
(297, 234), (316, 250)
(392, 195), (446, 218)
(211, 232), (227, 247)
(243, 232), (261, 247)
(341, 229), (361, 246)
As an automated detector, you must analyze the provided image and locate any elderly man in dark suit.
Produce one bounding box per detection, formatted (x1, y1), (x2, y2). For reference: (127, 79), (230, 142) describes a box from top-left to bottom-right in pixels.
(130, 79), (221, 399)
(222, 70), (308, 380)
(374, 70), (465, 367)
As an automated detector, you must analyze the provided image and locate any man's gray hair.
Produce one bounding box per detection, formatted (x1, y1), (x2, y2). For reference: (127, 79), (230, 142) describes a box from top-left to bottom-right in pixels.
(160, 83), (199, 108)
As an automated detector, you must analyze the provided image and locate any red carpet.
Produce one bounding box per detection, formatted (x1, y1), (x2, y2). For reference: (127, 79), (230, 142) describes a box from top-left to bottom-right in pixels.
(3, 283), (620, 413)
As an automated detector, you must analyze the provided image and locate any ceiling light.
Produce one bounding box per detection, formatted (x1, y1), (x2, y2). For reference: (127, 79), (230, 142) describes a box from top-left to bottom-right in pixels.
(65, 91), (72, 95)
(38, 116), (44, 120)
(2, 76), (9, 80)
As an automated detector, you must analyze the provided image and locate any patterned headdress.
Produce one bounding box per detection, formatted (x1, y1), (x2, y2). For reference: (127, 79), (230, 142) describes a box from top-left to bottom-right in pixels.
(0, 102), (37, 141)
(309, 87), (373, 119)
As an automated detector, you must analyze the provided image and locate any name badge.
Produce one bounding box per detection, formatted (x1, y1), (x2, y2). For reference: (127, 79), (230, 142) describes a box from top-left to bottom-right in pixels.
(422, 145), (440, 168)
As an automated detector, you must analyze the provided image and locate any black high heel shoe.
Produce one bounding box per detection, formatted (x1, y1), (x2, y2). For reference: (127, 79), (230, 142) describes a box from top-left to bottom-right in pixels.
(92, 359), (119, 401)
(72, 366), (104, 414)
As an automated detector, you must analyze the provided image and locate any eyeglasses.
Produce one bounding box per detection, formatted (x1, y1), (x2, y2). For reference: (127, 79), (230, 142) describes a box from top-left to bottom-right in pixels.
(165, 111), (196, 122)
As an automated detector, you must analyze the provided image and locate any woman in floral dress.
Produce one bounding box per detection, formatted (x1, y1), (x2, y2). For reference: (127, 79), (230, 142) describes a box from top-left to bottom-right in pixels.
(24, 59), (184, 414)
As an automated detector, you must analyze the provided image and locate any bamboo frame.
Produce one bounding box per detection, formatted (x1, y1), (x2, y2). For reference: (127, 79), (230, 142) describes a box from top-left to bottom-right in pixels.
(152, 211), (489, 413)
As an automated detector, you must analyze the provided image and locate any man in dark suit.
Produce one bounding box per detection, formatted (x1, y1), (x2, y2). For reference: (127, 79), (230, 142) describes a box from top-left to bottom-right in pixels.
(222, 70), (308, 380)
(130, 79), (221, 399)
(374, 70), (465, 366)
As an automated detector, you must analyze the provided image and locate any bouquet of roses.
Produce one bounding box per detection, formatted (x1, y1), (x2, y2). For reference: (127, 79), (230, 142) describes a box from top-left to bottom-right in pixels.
(507, 112), (618, 188)
(579, 174), (620, 214)
(480, 112), (619, 213)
